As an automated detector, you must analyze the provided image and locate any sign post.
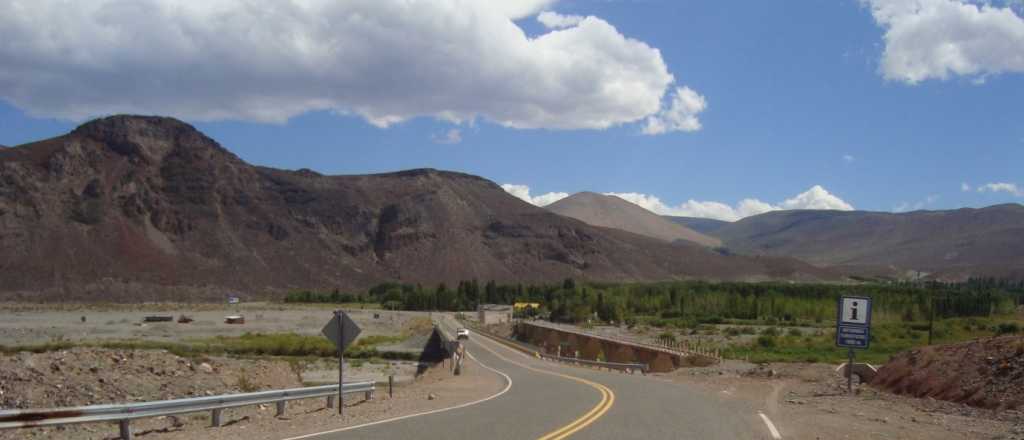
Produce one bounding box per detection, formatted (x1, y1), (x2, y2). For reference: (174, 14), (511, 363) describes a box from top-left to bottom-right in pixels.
(836, 296), (872, 395)
(322, 311), (362, 415)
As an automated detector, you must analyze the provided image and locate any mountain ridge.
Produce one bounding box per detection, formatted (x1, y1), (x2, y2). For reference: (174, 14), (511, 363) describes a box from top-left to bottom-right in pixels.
(710, 205), (1024, 279)
(546, 192), (721, 247)
(0, 115), (835, 300)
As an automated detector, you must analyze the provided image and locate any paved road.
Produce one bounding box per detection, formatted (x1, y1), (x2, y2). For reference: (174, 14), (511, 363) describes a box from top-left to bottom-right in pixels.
(299, 323), (765, 439)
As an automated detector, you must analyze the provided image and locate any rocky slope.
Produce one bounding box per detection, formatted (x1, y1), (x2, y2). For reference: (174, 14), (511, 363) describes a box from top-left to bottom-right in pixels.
(547, 192), (720, 247)
(0, 116), (835, 300)
(710, 207), (1024, 280)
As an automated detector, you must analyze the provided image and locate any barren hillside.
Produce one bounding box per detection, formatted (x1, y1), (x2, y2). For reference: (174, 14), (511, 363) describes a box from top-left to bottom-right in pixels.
(0, 116), (836, 300)
(712, 207), (1024, 279)
(547, 192), (720, 247)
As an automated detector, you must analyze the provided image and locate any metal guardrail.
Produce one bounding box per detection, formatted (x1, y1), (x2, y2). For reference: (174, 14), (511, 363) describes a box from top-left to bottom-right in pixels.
(0, 381), (375, 439)
(465, 322), (648, 374)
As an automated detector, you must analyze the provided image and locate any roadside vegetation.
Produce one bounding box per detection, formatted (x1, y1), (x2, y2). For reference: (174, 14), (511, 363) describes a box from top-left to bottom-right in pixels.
(285, 278), (1024, 364)
(0, 332), (416, 360)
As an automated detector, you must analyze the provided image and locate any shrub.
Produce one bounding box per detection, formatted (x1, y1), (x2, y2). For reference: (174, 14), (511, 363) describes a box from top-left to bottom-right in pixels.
(787, 328), (802, 337)
(739, 326), (757, 335)
(761, 327), (780, 337)
(756, 335), (776, 348)
(724, 327), (741, 337)
(995, 322), (1020, 335)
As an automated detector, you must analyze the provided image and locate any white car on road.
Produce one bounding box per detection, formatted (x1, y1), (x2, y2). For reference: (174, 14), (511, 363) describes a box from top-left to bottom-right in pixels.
(456, 328), (470, 340)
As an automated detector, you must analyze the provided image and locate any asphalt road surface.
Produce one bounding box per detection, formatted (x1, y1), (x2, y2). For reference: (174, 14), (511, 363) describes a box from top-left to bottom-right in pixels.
(294, 322), (768, 440)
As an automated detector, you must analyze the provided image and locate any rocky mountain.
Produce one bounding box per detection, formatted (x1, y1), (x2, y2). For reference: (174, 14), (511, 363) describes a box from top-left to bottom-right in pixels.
(712, 206), (1024, 279)
(0, 116), (835, 300)
(664, 216), (730, 235)
(546, 192), (720, 247)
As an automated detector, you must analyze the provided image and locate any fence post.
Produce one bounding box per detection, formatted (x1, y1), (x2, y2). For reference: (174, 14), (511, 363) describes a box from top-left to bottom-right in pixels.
(211, 408), (222, 427)
(327, 395), (336, 408)
(276, 401), (286, 417)
(119, 420), (133, 440)
(389, 375), (394, 398)
(365, 390), (373, 401)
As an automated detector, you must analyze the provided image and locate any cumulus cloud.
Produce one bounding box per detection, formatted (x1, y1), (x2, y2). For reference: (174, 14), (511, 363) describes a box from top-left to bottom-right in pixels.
(977, 182), (1024, 196)
(961, 182), (972, 191)
(537, 11), (585, 29)
(591, 186), (854, 221)
(500, 184), (569, 206)
(0, 0), (698, 133)
(431, 128), (462, 144)
(642, 86), (708, 135)
(864, 0), (1024, 83)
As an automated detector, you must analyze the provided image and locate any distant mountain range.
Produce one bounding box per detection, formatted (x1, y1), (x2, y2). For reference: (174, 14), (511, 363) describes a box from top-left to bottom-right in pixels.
(541, 193), (1024, 281)
(546, 192), (720, 247)
(706, 207), (1024, 279)
(0, 116), (834, 300)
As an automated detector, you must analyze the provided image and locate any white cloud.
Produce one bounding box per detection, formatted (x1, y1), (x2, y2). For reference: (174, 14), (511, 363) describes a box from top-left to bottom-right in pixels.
(894, 194), (940, 212)
(537, 11), (585, 29)
(604, 186), (854, 221)
(432, 128), (462, 144)
(779, 185), (856, 211)
(864, 0), (1024, 83)
(0, 0), (697, 134)
(495, 0), (559, 20)
(843, 154), (855, 163)
(642, 86), (707, 135)
(500, 184), (569, 206)
(961, 182), (971, 191)
(977, 182), (1024, 196)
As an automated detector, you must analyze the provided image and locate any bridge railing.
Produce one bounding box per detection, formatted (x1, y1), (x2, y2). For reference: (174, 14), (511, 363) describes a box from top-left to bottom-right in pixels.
(521, 320), (721, 362)
(464, 321), (648, 374)
(0, 381), (375, 440)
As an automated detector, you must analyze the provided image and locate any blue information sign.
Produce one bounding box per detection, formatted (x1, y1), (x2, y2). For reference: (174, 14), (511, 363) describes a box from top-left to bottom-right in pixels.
(836, 296), (872, 349)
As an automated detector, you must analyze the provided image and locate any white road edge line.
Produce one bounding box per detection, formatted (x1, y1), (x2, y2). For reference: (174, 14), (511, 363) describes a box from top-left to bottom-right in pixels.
(280, 347), (513, 440)
(758, 411), (782, 440)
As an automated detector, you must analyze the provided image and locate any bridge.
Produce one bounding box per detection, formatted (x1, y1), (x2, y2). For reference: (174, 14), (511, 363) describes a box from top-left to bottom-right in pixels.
(514, 321), (720, 373)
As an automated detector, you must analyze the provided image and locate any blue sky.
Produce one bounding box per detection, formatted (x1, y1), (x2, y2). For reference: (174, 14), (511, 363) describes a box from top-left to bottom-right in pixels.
(1, 0), (1022, 220)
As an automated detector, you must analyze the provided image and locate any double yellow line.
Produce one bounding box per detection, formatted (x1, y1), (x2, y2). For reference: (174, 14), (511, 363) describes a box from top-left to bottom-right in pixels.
(471, 331), (615, 440)
(536, 373), (614, 440)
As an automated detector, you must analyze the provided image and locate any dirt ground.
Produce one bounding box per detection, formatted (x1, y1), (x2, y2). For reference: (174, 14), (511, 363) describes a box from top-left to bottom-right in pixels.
(657, 360), (1023, 440)
(0, 303), (426, 346)
(871, 335), (1024, 410)
(0, 348), (505, 440)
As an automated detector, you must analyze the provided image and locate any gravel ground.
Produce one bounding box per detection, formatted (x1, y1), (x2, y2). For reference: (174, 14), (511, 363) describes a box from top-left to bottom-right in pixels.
(1, 348), (505, 440)
(656, 361), (1020, 440)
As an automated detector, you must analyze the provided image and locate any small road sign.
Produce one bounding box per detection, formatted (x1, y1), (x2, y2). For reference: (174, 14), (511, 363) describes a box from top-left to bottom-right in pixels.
(322, 311), (362, 415)
(836, 296), (872, 349)
(322, 311), (361, 351)
(836, 296), (872, 395)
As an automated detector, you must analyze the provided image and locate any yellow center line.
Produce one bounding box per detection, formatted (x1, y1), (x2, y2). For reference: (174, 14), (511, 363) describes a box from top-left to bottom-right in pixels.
(471, 331), (615, 440)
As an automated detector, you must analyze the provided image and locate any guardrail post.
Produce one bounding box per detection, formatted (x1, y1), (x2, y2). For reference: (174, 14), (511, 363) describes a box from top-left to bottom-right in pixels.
(276, 400), (286, 417)
(119, 420), (133, 440)
(389, 375), (394, 398)
(211, 408), (222, 427)
(365, 390), (373, 401)
(326, 395), (336, 408)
